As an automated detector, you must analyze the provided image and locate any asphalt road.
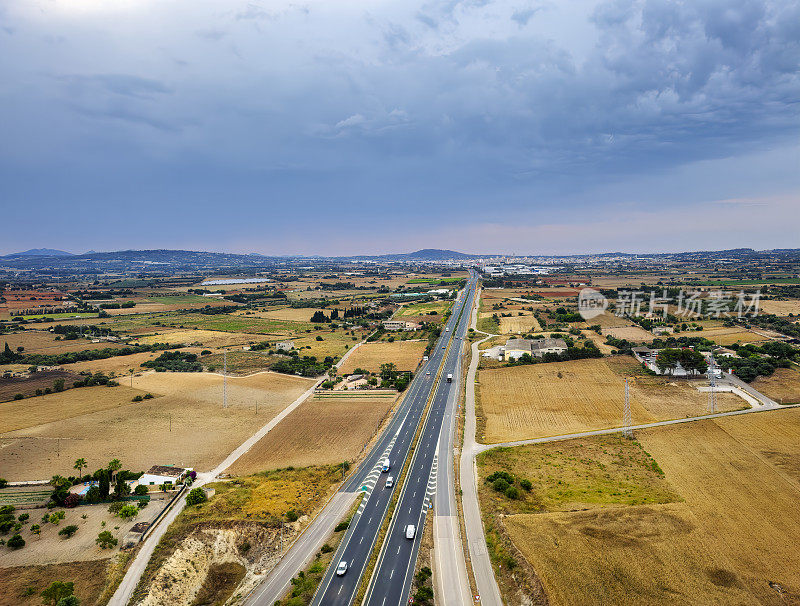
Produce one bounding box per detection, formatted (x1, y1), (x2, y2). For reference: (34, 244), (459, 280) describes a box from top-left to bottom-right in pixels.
(311, 274), (478, 606)
(363, 275), (477, 606)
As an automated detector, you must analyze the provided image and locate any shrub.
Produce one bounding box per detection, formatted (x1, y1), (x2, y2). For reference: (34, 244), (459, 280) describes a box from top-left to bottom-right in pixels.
(492, 479), (510, 493)
(504, 486), (520, 500)
(519, 479), (532, 491)
(134, 485), (149, 496)
(64, 494), (80, 508)
(285, 510), (299, 522)
(334, 520), (349, 532)
(320, 543), (333, 553)
(185, 487), (207, 507)
(131, 395), (143, 402)
(117, 504), (139, 520)
(7, 534), (25, 549)
(96, 530), (117, 549)
(58, 525), (78, 539)
(13, 393), (24, 400)
(0, 478), (7, 489)
(18, 513), (29, 523)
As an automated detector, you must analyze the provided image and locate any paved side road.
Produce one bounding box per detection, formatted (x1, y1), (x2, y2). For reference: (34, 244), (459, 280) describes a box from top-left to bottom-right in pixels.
(459, 288), (503, 606)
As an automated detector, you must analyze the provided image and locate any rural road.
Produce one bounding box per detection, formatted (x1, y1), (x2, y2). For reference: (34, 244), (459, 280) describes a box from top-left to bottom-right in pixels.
(109, 341), (366, 605)
(460, 294), (504, 606)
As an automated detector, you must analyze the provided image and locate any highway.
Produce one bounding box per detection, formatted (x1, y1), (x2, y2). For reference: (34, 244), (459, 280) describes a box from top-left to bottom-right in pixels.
(310, 272), (477, 606)
(363, 275), (477, 606)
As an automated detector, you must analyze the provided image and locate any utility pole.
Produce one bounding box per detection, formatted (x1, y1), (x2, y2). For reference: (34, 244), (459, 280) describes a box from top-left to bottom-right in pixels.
(223, 350), (227, 409)
(622, 378), (633, 439)
(708, 375), (716, 414)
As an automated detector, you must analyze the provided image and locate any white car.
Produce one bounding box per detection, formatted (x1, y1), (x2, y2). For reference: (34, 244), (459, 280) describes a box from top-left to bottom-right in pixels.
(336, 560), (348, 576)
(405, 524), (416, 539)
(426, 371), (431, 376)
(385, 476), (394, 488)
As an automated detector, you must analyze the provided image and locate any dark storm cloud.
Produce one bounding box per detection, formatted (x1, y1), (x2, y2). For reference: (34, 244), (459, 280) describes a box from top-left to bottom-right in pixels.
(0, 0), (797, 255)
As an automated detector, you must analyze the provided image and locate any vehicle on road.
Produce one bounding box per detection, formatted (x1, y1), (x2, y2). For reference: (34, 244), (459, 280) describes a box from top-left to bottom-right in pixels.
(405, 524), (416, 539)
(442, 345), (446, 349)
(426, 371), (431, 377)
(385, 476), (394, 488)
(336, 561), (348, 576)
(381, 458), (390, 472)
(446, 373), (453, 383)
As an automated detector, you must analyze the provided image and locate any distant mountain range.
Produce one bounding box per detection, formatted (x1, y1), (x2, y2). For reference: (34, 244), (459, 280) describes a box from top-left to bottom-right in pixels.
(5, 248), (74, 258)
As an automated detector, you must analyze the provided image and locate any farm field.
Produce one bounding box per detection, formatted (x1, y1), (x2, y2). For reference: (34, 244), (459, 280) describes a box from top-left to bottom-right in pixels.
(135, 329), (267, 347)
(750, 367), (800, 404)
(498, 314), (540, 334)
(338, 340), (427, 374)
(0, 369), (83, 401)
(477, 357), (743, 443)
(0, 372), (314, 480)
(483, 412), (800, 605)
(0, 384), (145, 433)
(0, 330), (127, 355)
(757, 299), (800, 315)
(230, 392), (397, 474)
(670, 326), (769, 346)
(249, 306), (328, 322)
(0, 560), (113, 606)
(601, 325), (654, 342)
(637, 419), (800, 604)
(61, 351), (165, 375)
(394, 301), (452, 318)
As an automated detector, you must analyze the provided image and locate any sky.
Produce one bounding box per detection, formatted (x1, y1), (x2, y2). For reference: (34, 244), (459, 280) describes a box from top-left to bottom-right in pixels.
(0, 0), (798, 256)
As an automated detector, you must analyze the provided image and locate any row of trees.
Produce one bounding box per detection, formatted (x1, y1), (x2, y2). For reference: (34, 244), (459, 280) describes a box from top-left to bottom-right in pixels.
(654, 348), (709, 375)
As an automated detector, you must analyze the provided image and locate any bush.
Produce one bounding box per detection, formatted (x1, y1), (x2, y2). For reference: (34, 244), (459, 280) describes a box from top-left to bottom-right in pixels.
(131, 395), (143, 402)
(201, 350), (212, 355)
(64, 494), (80, 508)
(134, 484), (149, 496)
(492, 478), (510, 493)
(117, 504), (139, 520)
(519, 479), (532, 491)
(285, 510), (299, 522)
(185, 487), (207, 507)
(96, 530), (117, 549)
(58, 525), (78, 539)
(0, 478), (7, 489)
(320, 543), (333, 553)
(334, 520), (349, 532)
(504, 486), (520, 500)
(7, 534), (25, 549)
(18, 513), (29, 523)
(13, 393), (24, 400)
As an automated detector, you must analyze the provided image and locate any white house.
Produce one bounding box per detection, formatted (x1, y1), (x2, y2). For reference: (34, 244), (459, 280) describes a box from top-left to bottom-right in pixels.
(137, 465), (191, 489)
(382, 320), (421, 331)
(275, 341), (295, 352)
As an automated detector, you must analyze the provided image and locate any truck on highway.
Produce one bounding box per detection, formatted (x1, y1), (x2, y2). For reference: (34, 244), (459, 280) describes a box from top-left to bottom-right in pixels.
(381, 458), (390, 472)
(446, 373), (453, 383)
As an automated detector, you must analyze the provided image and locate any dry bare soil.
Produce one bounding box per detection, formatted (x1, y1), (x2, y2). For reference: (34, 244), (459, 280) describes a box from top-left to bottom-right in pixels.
(338, 341), (427, 374)
(476, 357), (742, 443)
(230, 392), (397, 473)
(750, 367), (800, 404)
(0, 372), (313, 480)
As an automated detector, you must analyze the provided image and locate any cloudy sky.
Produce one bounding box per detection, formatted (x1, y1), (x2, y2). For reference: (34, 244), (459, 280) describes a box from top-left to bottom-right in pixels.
(1, 0), (798, 255)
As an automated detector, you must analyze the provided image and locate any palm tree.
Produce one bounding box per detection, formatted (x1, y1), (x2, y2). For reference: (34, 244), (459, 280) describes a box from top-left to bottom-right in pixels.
(107, 458), (122, 482)
(50, 475), (68, 489)
(73, 458), (87, 478)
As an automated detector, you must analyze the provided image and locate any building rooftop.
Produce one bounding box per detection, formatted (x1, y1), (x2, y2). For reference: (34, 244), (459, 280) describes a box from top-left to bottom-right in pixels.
(143, 465), (186, 478)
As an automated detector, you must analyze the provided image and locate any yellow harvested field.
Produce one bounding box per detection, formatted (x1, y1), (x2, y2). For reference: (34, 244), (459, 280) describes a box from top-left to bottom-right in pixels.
(136, 329), (266, 347)
(601, 325), (654, 342)
(0, 331), (126, 355)
(714, 407), (800, 482)
(757, 299), (800, 315)
(498, 315), (541, 334)
(478, 357), (744, 443)
(0, 371), (314, 480)
(478, 359), (654, 443)
(230, 393), (397, 474)
(338, 341), (427, 374)
(62, 350), (163, 375)
(751, 368), (800, 404)
(670, 326), (769, 346)
(637, 419), (800, 604)
(505, 503), (755, 606)
(0, 385), (146, 433)
(589, 312), (632, 328)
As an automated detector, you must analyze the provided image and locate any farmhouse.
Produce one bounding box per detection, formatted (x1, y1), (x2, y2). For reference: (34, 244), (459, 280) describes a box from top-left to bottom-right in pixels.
(275, 340), (295, 352)
(483, 337), (568, 361)
(137, 465), (191, 488)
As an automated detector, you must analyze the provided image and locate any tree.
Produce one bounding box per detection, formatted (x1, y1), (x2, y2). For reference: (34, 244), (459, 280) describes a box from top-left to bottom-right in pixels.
(185, 487), (207, 507)
(7, 534), (25, 549)
(56, 596), (80, 606)
(134, 484), (149, 496)
(30, 524), (41, 538)
(117, 504), (139, 520)
(107, 459), (122, 480)
(96, 469), (110, 500)
(655, 348), (681, 374)
(53, 378), (65, 392)
(41, 581), (74, 606)
(113, 475), (131, 499)
(58, 525), (78, 539)
(73, 458), (87, 477)
(96, 530), (117, 549)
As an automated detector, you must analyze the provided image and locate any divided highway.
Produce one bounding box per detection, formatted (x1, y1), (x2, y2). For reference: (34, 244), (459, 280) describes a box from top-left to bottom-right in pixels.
(310, 273), (478, 606)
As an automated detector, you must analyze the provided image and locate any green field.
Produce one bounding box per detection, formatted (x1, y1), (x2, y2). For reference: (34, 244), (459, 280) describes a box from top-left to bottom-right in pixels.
(145, 295), (218, 305)
(394, 301), (453, 318)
